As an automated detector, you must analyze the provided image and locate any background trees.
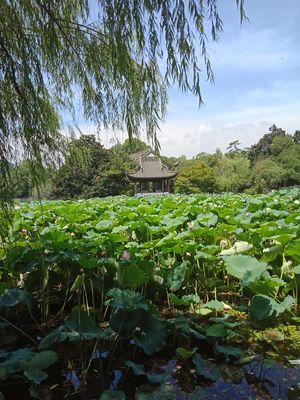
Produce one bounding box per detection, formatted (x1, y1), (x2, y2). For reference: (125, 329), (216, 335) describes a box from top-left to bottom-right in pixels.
(248, 124), (287, 162)
(214, 155), (250, 192)
(249, 159), (287, 193)
(0, 0), (246, 204)
(11, 124), (300, 199)
(50, 135), (133, 198)
(175, 160), (216, 194)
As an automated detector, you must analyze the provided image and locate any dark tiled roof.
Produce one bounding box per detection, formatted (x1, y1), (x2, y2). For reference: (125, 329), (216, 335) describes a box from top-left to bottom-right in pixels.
(127, 153), (177, 180)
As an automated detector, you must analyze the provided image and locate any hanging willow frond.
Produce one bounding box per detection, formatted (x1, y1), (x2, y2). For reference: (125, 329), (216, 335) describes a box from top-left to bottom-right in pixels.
(0, 0), (246, 203)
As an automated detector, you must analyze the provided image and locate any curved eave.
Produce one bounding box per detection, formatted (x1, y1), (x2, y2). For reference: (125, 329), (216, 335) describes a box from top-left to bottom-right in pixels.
(127, 172), (178, 180)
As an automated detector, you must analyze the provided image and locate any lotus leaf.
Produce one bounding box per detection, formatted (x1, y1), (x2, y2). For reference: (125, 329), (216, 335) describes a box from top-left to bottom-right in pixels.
(206, 323), (227, 337)
(101, 390), (125, 400)
(222, 254), (267, 283)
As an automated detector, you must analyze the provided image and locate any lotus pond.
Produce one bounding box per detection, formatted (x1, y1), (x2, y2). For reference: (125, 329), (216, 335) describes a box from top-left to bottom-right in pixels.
(0, 189), (300, 399)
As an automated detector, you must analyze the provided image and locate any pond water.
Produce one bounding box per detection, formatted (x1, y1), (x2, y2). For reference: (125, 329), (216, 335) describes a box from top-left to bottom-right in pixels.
(62, 359), (300, 400)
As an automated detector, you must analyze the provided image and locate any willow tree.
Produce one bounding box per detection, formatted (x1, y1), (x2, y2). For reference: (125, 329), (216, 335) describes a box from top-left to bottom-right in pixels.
(0, 0), (246, 202)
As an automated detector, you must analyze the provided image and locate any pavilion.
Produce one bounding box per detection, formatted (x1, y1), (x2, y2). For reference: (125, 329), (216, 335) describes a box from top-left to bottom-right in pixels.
(127, 150), (177, 195)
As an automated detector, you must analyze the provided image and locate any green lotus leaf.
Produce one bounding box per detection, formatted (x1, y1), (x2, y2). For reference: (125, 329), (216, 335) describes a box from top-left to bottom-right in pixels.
(285, 241), (300, 259)
(106, 288), (148, 311)
(0, 348), (33, 381)
(222, 254), (267, 282)
(96, 219), (113, 231)
(65, 310), (101, 339)
(192, 353), (220, 381)
(146, 371), (167, 384)
(249, 295), (273, 324)
(196, 213), (218, 227)
(0, 289), (32, 312)
(110, 309), (145, 337)
(206, 324), (227, 337)
(133, 312), (166, 355)
(23, 368), (48, 384)
(116, 263), (149, 289)
(170, 294), (200, 306)
(281, 295), (295, 310)
(216, 345), (242, 358)
(38, 326), (66, 349)
(167, 261), (190, 291)
(125, 360), (145, 376)
(100, 390), (125, 400)
(205, 300), (224, 311)
(172, 315), (206, 340)
(249, 294), (294, 328)
(247, 272), (286, 295)
(292, 265), (300, 274)
(176, 347), (197, 359)
(19, 351), (57, 372)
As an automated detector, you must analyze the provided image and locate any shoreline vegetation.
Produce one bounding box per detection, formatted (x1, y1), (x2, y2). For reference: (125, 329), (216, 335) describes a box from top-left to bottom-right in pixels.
(8, 125), (300, 202)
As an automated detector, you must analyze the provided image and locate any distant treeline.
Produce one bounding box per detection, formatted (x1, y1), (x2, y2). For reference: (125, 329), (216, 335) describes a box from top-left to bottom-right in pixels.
(10, 124), (300, 198)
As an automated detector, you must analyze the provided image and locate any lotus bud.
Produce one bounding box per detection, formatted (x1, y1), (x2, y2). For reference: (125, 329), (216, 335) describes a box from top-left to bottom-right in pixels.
(220, 239), (228, 248)
(17, 273), (25, 288)
(131, 230), (137, 241)
(100, 250), (107, 257)
(188, 222), (194, 230)
(121, 250), (131, 260)
(281, 260), (292, 274)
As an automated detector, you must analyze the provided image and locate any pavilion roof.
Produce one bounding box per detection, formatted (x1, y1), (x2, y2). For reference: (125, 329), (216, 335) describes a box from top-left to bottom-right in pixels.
(127, 150), (177, 180)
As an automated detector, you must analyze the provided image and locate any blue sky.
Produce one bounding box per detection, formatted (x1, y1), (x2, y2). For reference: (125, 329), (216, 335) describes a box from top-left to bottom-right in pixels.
(70, 0), (300, 158)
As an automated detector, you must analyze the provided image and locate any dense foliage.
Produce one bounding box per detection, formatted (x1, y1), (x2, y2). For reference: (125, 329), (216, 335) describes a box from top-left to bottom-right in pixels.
(174, 160), (216, 193)
(0, 0), (246, 204)
(0, 190), (299, 398)
(10, 124), (300, 200)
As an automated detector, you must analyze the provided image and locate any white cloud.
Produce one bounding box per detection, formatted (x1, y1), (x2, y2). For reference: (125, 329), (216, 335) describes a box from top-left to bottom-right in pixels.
(61, 0), (300, 161)
(73, 97), (300, 159)
(157, 101), (300, 157)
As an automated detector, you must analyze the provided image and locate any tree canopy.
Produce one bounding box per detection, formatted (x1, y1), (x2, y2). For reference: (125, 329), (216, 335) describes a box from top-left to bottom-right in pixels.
(10, 124), (300, 200)
(175, 159), (216, 194)
(0, 0), (246, 202)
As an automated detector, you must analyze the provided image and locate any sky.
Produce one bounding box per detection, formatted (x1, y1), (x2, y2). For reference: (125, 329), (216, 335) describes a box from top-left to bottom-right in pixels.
(66, 0), (300, 158)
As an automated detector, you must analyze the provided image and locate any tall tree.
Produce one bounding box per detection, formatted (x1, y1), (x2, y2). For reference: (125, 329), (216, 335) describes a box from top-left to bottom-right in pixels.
(250, 158), (287, 192)
(195, 148), (223, 167)
(0, 0), (246, 202)
(175, 160), (216, 194)
(51, 135), (111, 198)
(248, 124), (286, 163)
(293, 130), (300, 144)
(214, 155), (250, 192)
(227, 140), (242, 154)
